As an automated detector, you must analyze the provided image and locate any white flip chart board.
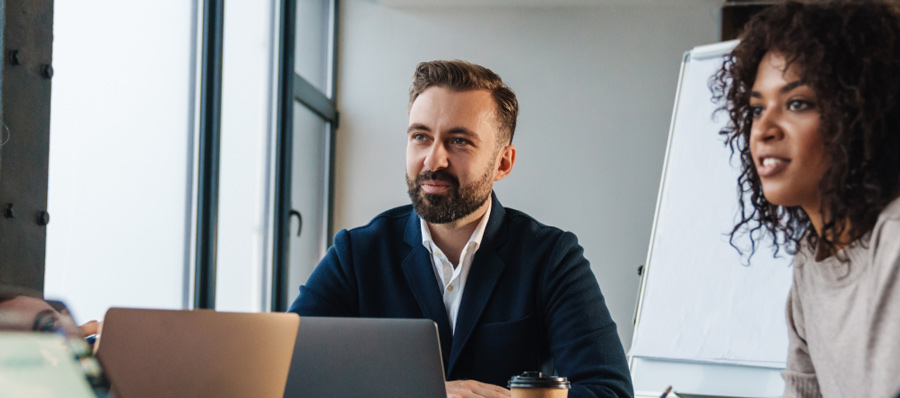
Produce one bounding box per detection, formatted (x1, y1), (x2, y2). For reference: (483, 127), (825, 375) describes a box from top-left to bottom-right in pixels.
(628, 41), (793, 397)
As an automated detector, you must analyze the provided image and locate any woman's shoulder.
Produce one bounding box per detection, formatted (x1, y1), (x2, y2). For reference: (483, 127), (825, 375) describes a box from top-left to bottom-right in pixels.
(871, 196), (900, 242)
(877, 196), (900, 223)
(867, 196), (900, 270)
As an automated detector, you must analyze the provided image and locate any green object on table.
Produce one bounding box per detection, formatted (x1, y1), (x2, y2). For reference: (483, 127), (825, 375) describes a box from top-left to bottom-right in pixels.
(0, 332), (95, 398)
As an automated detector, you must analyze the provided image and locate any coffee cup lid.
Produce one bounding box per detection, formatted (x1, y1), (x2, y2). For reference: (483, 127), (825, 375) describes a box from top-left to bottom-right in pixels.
(508, 371), (571, 389)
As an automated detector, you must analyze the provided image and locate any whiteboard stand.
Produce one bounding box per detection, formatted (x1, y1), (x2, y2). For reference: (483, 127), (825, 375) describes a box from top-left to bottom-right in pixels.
(628, 40), (790, 398)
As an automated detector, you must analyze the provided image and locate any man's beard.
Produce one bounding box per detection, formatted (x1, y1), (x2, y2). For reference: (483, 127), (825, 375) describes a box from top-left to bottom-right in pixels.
(406, 163), (494, 224)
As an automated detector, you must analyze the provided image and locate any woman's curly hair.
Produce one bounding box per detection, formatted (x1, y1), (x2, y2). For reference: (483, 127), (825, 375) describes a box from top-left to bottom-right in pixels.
(712, 0), (900, 258)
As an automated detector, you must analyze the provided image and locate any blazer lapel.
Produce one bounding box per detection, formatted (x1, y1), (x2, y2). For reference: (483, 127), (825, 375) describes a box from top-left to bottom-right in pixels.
(447, 194), (508, 374)
(401, 208), (454, 368)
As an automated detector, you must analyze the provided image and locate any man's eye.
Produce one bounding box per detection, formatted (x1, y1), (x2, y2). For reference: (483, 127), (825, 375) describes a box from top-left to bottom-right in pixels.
(451, 138), (468, 145)
(412, 133), (426, 141)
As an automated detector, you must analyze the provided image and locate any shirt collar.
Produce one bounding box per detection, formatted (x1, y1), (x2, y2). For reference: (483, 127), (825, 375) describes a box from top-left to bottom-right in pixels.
(420, 199), (492, 253)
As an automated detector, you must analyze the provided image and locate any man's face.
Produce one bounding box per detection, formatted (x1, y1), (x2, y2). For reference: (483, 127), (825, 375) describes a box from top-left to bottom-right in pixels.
(406, 87), (507, 224)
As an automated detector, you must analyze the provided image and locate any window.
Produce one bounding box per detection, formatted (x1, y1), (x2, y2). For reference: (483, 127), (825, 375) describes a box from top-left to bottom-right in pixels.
(271, 0), (339, 311)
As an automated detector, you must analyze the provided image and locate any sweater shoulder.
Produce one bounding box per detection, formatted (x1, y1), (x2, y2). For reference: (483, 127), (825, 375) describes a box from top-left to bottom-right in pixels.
(876, 196), (900, 225)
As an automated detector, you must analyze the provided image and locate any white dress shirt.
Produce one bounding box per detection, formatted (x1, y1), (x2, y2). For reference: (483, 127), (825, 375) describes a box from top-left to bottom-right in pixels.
(420, 200), (492, 335)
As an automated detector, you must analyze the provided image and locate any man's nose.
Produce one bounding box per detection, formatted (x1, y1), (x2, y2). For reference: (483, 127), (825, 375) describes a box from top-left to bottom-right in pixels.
(424, 142), (449, 171)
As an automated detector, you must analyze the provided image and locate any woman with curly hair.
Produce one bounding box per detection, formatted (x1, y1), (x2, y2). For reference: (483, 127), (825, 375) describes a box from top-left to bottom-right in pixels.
(713, 1), (900, 397)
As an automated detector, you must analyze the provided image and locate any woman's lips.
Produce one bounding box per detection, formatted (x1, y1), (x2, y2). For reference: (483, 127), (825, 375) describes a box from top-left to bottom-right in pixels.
(757, 157), (790, 177)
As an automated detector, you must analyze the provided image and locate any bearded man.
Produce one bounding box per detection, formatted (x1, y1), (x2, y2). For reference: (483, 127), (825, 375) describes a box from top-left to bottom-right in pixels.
(289, 60), (633, 398)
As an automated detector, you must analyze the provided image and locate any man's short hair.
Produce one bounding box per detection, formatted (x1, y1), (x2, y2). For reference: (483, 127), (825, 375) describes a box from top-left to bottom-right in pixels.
(409, 60), (518, 145)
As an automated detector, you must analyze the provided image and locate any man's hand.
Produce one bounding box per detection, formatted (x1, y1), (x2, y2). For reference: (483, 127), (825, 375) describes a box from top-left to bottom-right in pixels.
(446, 380), (511, 398)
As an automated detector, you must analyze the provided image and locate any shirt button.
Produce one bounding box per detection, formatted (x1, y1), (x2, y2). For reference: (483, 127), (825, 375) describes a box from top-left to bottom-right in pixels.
(447, 285), (454, 292)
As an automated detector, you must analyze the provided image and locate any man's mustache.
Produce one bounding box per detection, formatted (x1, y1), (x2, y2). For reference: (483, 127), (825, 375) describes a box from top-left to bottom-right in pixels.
(417, 170), (459, 187)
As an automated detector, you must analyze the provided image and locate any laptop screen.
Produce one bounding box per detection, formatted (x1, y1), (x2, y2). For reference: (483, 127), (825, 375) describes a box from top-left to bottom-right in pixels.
(97, 308), (299, 398)
(284, 317), (446, 398)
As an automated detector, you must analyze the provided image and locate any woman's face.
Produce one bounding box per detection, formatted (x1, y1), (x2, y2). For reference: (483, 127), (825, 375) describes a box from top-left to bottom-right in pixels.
(748, 51), (829, 216)
(0, 295), (78, 335)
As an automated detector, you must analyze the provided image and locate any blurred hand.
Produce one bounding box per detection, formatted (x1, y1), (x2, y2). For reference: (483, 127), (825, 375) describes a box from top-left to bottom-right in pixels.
(80, 320), (103, 353)
(80, 320), (102, 336)
(446, 380), (511, 398)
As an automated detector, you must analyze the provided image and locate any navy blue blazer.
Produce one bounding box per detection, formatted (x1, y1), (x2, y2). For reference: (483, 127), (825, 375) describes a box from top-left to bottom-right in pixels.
(288, 194), (633, 398)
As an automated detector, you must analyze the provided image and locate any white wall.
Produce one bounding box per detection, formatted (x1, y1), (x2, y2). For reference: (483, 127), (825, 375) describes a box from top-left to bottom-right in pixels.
(42, 0), (721, 346)
(334, 1), (720, 350)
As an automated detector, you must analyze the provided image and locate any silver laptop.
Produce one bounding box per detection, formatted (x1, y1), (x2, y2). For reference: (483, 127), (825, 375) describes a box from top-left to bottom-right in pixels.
(96, 308), (299, 398)
(283, 317), (446, 398)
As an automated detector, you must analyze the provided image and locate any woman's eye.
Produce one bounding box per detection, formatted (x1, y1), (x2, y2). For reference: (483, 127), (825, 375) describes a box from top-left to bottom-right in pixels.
(750, 106), (764, 118)
(32, 312), (59, 332)
(787, 99), (813, 111)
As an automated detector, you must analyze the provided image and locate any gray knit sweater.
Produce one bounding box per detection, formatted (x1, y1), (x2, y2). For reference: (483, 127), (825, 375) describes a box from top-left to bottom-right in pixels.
(782, 197), (900, 398)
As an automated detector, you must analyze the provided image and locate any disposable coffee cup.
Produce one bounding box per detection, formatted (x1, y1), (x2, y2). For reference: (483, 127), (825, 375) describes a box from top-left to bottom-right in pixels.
(508, 371), (571, 398)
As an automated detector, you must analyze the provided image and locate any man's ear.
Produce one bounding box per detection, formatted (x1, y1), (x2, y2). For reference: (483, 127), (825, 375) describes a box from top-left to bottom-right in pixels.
(493, 144), (516, 182)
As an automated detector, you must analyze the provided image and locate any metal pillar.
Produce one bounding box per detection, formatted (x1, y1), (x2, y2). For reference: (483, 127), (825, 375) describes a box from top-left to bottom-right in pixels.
(0, 0), (54, 296)
(272, 0), (297, 312)
(194, 0), (224, 310)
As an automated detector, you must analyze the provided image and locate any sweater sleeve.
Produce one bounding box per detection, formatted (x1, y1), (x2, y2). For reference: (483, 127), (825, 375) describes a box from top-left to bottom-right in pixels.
(866, 211), (900, 397)
(781, 269), (822, 398)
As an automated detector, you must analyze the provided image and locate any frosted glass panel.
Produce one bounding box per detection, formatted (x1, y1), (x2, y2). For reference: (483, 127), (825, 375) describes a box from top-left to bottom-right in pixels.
(286, 103), (329, 305)
(45, 0), (196, 322)
(295, 0), (332, 94)
(215, 0), (279, 313)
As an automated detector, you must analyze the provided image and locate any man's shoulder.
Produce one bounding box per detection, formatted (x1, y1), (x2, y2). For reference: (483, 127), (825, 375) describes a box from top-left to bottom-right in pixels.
(500, 206), (574, 243)
(339, 203), (413, 240)
(335, 202), (578, 247)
